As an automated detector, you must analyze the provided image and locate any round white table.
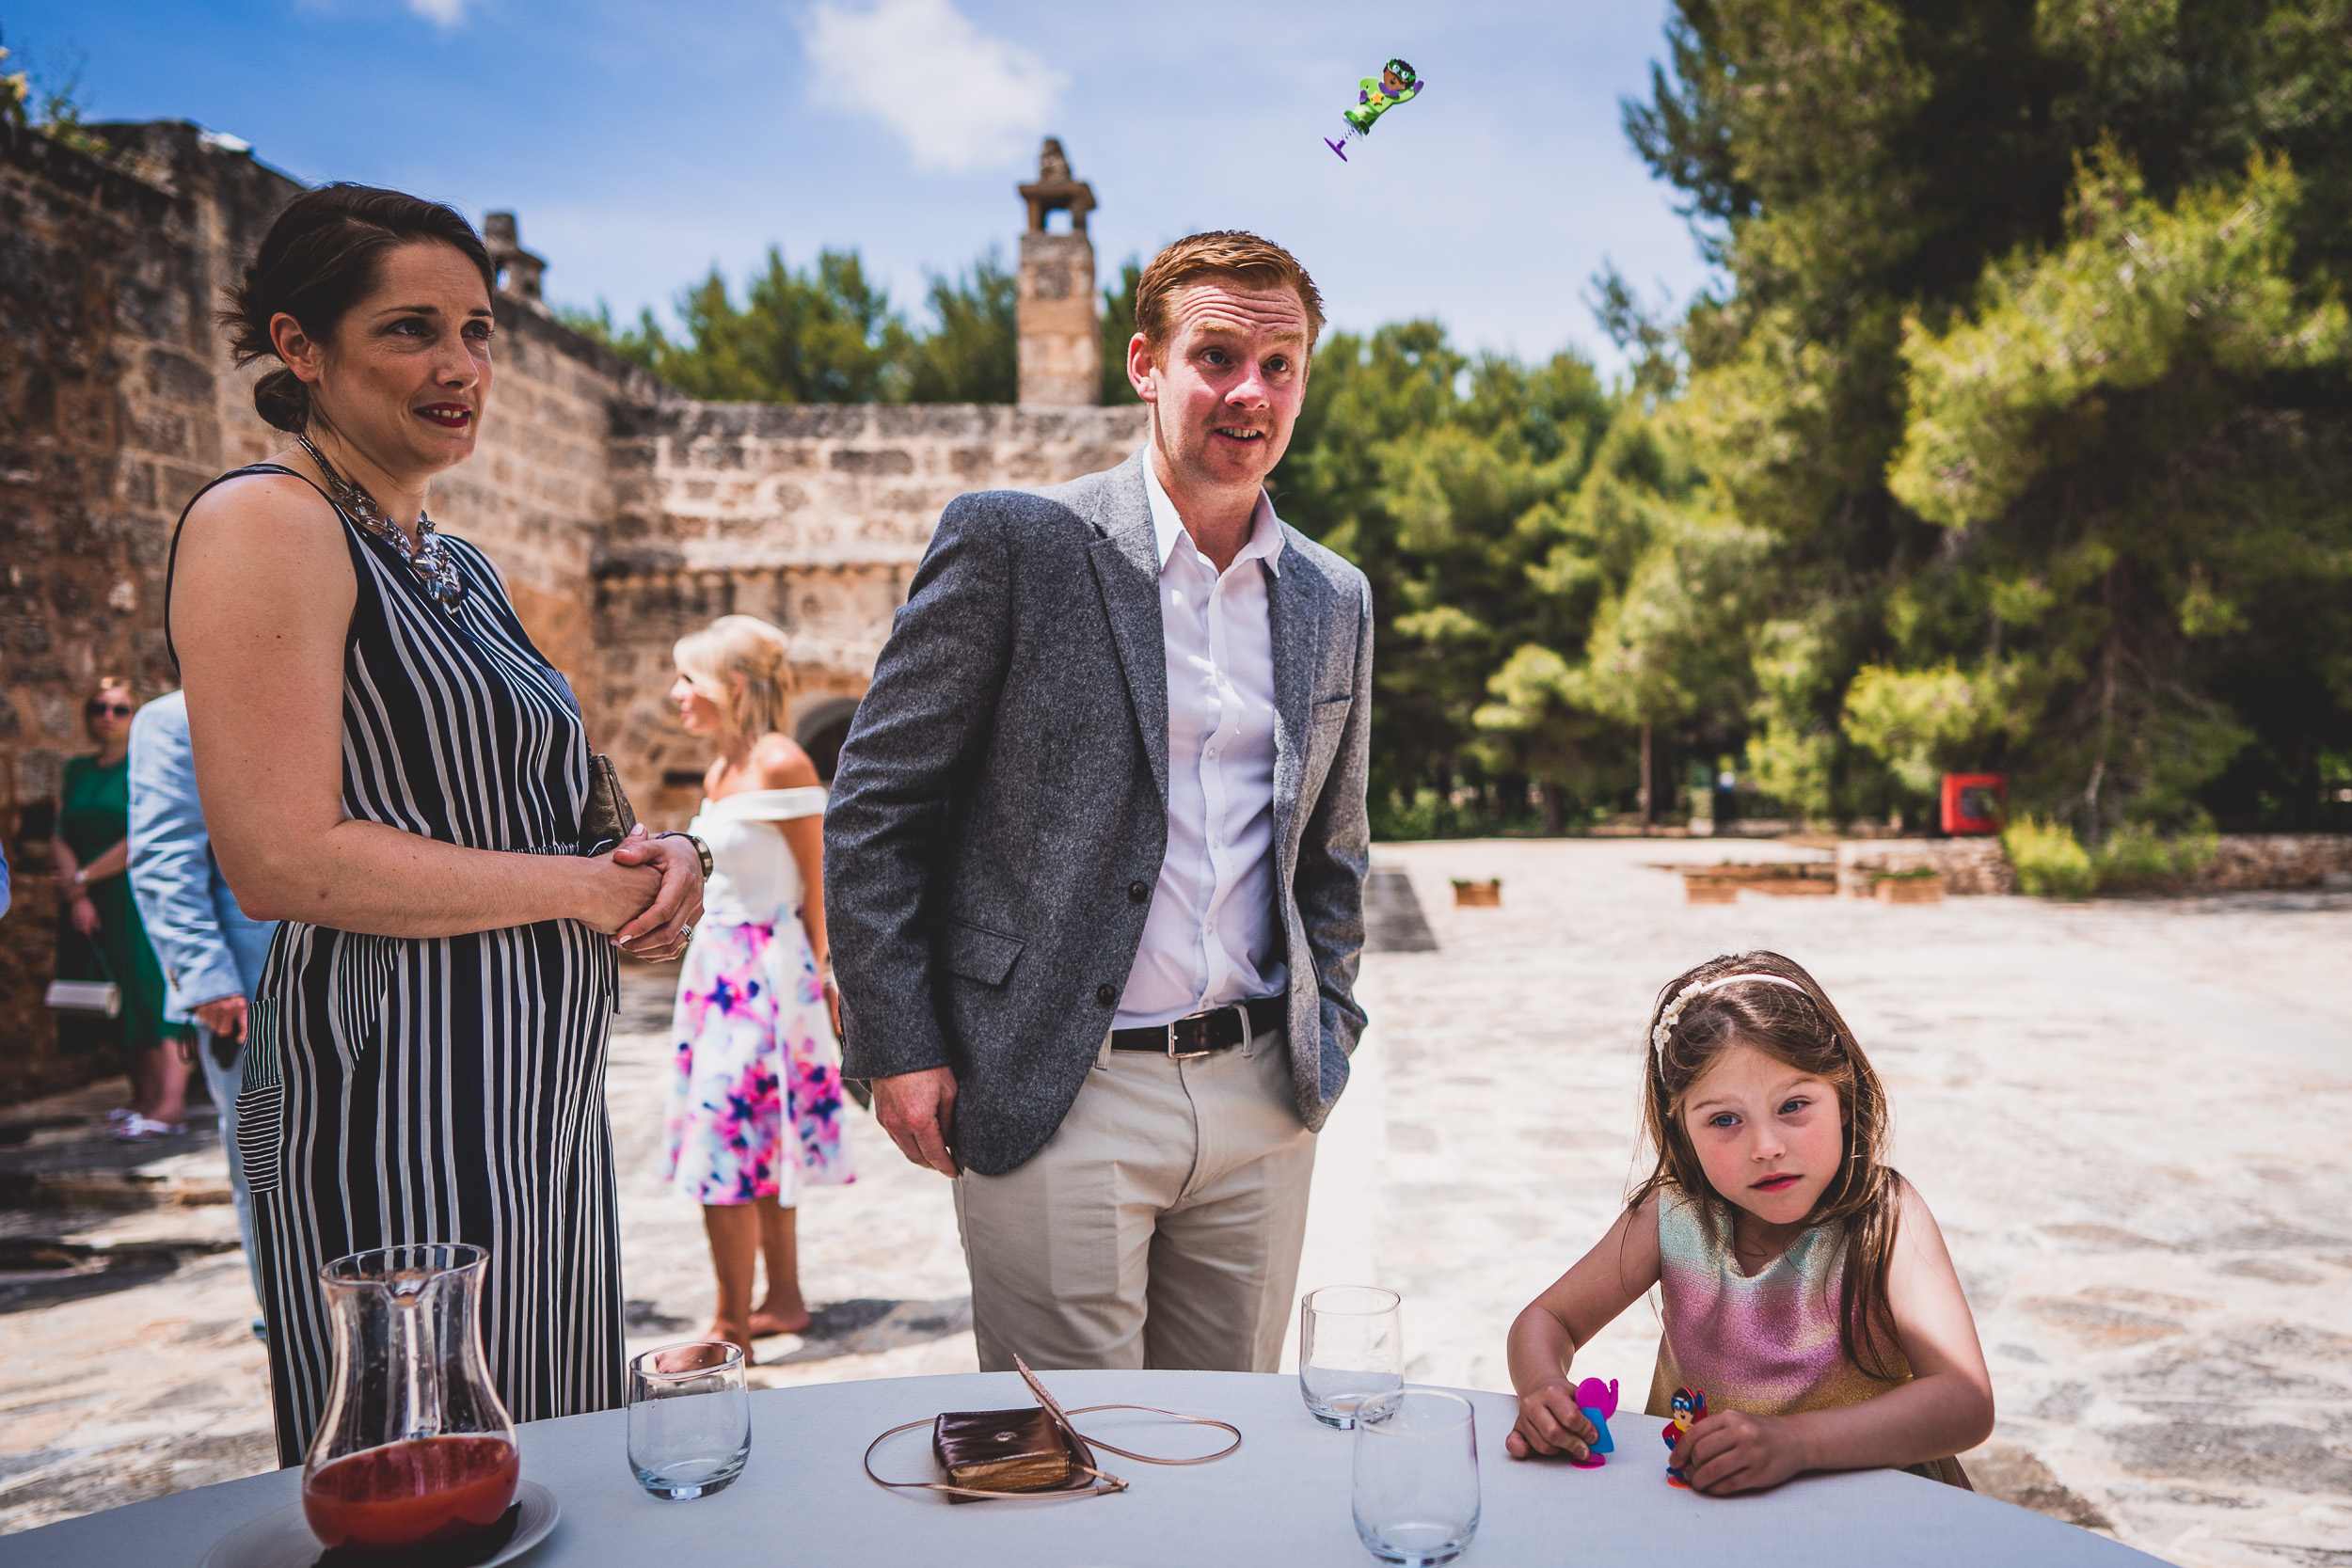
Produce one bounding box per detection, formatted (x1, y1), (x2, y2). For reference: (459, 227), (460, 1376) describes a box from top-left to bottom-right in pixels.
(1, 1370), (2162, 1566)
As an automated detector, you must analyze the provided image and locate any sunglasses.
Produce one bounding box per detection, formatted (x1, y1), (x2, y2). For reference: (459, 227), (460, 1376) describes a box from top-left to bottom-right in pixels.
(87, 701), (134, 718)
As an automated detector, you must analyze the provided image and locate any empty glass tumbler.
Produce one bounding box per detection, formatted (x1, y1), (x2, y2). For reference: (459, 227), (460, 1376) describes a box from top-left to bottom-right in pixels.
(627, 1341), (750, 1500)
(1299, 1285), (1404, 1429)
(1351, 1388), (1481, 1567)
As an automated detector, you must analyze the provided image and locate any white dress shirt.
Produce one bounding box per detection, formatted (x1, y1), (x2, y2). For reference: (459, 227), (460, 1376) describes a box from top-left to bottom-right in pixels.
(1115, 455), (1289, 1029)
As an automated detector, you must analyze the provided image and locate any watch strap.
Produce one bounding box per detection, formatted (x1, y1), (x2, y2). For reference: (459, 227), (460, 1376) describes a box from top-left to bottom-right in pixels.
(659, 831), (714, 879)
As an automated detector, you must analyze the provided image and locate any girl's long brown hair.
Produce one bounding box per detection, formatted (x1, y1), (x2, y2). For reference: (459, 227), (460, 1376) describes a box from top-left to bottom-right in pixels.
(1629, 950), (1904, 1381)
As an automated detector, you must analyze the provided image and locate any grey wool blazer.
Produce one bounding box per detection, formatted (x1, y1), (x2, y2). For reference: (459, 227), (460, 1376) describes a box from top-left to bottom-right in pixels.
(824, 448), (1374, 1177)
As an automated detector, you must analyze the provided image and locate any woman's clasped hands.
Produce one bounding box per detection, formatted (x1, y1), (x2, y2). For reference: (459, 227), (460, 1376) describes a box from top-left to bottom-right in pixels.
(587, 825), (704, 962)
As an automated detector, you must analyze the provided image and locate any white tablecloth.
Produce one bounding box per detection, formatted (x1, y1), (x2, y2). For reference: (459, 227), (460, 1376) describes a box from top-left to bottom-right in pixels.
(0, 1370), (2161, 1566)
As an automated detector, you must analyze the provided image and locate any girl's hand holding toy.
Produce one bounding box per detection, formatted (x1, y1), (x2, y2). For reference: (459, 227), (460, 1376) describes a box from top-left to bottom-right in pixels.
(1668, 1406), (1809, 1496)
(1504, 1379), (1598, 1463)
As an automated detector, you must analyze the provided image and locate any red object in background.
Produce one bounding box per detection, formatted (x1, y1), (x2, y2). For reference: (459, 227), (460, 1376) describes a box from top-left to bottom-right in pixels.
(1941, 773), (2008, 835)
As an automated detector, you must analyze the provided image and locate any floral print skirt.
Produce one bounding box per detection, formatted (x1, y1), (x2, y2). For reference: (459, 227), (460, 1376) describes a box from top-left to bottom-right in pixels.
(661, 916), (853, 1205)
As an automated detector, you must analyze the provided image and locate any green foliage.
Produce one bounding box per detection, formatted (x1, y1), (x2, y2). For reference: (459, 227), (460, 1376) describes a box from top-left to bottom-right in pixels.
(1275, 323), (1701, 831)
(565, 247), (912, 403)
(2004, 816), (2097, 897)
(1100, 257), (1141, 405)
(2094, 819), (2218, 889)
(903, 252), (1017, 404)
(567, 248), (1033, 405)
(1842, 661), (2016, 796)
(1627, 0), (2352, 836)
(2, 29), (103, 153)
(1889, 147), (2345, 530)
(1, 43), (28, 131)
(2003, 813), (2217, 895)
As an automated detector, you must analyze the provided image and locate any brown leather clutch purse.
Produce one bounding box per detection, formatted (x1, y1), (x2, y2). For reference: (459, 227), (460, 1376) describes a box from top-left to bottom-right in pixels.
(866, 1356), (1241, 1504)
(932, 1404), (1096, 1499)
(577, 753), (638, 857)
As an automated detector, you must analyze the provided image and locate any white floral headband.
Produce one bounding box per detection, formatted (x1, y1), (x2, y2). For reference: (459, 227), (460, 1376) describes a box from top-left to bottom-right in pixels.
(1651, 972), (1809, 1054)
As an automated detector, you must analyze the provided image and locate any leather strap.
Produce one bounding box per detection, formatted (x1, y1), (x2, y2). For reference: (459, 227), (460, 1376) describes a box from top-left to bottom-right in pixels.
(865, 1393), (1243, 1502)
(1109, 995), (1284, 1056)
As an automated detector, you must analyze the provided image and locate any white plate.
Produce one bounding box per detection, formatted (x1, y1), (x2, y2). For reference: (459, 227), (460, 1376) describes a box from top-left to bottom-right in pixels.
(200, 1480), (559, 1568)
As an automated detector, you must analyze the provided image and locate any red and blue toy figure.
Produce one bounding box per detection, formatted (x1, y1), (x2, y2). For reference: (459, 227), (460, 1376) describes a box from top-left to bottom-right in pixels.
(1567, 1377), (1618, 1468)
(1662, 1386), (1708, 1487)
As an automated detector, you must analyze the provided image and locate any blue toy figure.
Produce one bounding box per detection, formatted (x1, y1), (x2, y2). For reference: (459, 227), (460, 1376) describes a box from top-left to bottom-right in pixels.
(1662, 1386), (1708, 1488)
(1567, 1376), (1617, 1468)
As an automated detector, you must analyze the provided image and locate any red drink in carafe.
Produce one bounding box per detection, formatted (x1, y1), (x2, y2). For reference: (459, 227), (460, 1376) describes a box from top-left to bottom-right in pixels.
(302, 1433), (519, 1556)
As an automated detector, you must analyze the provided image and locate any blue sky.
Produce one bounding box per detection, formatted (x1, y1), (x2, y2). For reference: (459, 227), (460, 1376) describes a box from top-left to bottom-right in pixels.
(9, 0), (1712, 375)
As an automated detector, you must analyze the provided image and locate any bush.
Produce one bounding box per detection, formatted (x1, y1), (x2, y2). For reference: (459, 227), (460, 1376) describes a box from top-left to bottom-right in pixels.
(2004, 816), (2096, 898)
(2092, 821), (2219, 892)
(2004, 816), (2221, 896)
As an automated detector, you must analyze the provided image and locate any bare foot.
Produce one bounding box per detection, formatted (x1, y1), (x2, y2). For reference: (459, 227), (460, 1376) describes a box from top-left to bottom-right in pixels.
(747, 1306), (812, 1338)
(704, 1323), (758, 1363)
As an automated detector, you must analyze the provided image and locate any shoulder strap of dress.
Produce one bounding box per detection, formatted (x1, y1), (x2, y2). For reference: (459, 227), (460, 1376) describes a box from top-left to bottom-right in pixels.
(163, 463), (346, 674)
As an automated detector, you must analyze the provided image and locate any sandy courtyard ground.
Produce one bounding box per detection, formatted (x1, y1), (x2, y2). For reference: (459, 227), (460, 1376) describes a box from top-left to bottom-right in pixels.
(2, 839), (2346, 1565)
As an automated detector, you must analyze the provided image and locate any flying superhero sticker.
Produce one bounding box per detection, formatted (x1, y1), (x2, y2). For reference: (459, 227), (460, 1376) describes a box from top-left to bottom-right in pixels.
(1325, 57), (1425, 161)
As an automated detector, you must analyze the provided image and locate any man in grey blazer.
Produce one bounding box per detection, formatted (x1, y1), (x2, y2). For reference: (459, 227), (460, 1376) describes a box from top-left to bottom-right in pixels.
(826, 231), (1372, 1374)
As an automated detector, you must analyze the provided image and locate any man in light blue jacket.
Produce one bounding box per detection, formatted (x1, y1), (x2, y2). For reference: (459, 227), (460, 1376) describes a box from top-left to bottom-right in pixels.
(128, 689), (277, 1335)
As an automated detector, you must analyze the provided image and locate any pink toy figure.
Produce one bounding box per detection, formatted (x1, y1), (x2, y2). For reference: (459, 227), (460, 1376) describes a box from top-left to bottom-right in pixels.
(1662, 1386), (1708, 1487)
(1567, 1376), (1618, 1468)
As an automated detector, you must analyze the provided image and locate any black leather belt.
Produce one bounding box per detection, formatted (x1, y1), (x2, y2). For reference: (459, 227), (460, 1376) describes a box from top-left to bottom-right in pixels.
(1110, 996), (1285, 1058)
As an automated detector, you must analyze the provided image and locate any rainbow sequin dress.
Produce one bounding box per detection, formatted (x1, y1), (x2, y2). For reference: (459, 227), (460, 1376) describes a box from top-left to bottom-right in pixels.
(1645, 1186), (1969, 1487)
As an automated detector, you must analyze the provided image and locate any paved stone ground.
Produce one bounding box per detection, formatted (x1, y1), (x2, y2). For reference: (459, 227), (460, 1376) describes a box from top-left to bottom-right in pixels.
(1361, 841), (2352, 1568)
(3, 840), (2347, 1565)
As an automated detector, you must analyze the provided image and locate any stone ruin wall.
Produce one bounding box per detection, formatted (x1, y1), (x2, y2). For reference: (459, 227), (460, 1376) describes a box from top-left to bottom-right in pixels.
(0, 123), (296, 1100)
(433, 304), (687, 683)
(593, 402), (1146, 828)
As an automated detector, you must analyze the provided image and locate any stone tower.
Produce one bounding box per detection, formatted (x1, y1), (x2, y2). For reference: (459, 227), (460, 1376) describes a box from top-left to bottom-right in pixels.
(1015, 138), (1100, 405)
(483, 212), (548, 312)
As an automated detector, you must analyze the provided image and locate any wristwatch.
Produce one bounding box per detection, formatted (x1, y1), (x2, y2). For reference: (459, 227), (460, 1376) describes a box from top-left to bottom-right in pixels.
(658, 832), (714, 880)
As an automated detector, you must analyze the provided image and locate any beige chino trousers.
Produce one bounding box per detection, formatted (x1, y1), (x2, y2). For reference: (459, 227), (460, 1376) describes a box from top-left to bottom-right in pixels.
(952, 1024), (1316, 1373)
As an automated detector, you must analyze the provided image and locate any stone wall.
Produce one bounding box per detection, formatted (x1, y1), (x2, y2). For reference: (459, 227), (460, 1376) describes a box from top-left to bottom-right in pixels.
(0, 122), (298, 1102)
(594, 402), (1147, 825)
(1837, 838), (2018, 895)
(434, 301), (685, 684)
(1835, 833), (2352, 896)
(2196, 833), (2352, 891)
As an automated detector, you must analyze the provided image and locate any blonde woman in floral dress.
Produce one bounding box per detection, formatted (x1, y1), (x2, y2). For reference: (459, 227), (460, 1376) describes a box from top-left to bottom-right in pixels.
(663, 615), (852, 1355)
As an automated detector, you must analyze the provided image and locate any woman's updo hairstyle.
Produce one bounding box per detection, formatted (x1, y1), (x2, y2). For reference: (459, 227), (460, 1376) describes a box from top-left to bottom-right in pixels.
(674, 615), (795, 740)
(220, 183), (497, 434)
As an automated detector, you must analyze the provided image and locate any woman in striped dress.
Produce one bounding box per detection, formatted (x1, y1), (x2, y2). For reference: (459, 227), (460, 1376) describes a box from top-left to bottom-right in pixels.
(167, 185), (706, 1466)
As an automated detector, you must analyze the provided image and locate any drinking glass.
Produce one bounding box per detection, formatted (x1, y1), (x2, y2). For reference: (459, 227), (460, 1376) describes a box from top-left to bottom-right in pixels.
(1351, 1388), (1480, 1567)
(1299, 1285), (1403, 1428)
(628, 1341), (750, 1500)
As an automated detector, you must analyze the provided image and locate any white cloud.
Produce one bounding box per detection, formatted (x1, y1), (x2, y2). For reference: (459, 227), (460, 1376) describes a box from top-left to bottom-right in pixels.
(800, 0), (1066, 173)
(406, 0), (472, 27)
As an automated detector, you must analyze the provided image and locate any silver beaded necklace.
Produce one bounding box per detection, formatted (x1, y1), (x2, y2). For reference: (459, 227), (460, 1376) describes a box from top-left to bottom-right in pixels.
(294, 431), (467, 611)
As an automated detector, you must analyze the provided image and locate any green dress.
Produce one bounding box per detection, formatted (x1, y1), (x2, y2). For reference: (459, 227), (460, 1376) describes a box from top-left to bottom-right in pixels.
(56, 752), (180, 1053)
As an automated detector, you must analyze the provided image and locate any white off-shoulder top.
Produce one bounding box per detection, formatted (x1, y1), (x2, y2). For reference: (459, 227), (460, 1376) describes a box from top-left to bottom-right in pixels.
(686, 786), (828, 927)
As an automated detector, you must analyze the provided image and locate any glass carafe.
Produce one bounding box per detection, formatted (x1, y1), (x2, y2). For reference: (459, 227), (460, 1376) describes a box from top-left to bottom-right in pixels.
(301, 1243), (520, 1560)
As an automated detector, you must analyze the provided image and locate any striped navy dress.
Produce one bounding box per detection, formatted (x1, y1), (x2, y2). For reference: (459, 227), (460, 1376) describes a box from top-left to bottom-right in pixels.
(168, 465), (622, 1467)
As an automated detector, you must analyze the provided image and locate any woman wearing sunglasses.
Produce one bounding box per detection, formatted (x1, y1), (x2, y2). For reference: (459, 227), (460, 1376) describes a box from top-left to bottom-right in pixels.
(51, 677), (194, 1139)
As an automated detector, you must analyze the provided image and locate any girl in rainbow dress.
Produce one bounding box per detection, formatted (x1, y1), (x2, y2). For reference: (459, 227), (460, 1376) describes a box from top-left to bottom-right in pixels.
(1504, 951), (1992, 1493)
